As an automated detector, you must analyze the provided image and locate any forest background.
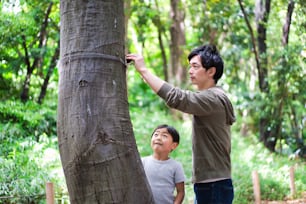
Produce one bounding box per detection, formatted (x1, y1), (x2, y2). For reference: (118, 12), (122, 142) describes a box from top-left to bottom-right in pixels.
(0, 0), (305, 203)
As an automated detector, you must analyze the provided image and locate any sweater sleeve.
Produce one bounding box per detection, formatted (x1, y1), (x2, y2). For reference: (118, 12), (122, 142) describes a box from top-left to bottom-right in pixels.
(157, 82), (173, 99)
(157, 83), (235, 124)
(157, 83), (221, 116)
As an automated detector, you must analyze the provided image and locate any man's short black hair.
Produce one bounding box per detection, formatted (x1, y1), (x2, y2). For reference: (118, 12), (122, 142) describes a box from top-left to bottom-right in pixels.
(188, 44), (224, 84)
(152, 124), (180, 144)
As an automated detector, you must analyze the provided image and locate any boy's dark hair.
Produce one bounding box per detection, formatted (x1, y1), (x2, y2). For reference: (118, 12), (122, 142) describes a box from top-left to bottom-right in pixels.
(187, 44), (224, 84)
(152, 124), (180, 144)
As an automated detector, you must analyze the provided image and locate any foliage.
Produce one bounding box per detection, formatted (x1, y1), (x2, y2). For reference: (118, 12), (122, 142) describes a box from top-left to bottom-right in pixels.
(0, 136), (63, 204)
(0, 0), (59, 102)
(0, 100), (57, 151)
(0, 0), (305, 203)
(0, 99), (65, 204)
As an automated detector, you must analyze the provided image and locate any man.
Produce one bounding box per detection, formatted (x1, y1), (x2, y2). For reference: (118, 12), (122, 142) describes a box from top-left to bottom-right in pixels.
(126, 44), (235, 204)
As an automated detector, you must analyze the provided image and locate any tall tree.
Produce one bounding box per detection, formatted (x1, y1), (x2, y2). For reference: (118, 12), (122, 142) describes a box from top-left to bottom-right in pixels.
(237, 0), (303, 152)
(152, 0), (169, 81)
(169, 0), (186, 86)
(270, 0), (297, 151)
(38, 38), (60, 104)
(57, 0), (153, 203)
(238, 0), (273, 148)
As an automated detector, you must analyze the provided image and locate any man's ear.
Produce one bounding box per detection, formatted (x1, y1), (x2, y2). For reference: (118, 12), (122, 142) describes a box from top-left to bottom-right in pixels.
(208, 67), (216, 77)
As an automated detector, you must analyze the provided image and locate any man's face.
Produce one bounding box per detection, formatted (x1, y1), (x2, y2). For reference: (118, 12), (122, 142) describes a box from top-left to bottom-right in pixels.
(188, 55), (210, 90)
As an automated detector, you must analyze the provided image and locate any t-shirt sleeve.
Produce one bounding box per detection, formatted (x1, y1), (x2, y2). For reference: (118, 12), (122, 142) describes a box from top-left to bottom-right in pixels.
(175, 162), (185, 184)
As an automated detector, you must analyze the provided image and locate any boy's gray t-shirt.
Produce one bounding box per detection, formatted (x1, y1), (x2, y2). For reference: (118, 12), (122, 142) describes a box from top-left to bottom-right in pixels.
(142, 155), (185, 204)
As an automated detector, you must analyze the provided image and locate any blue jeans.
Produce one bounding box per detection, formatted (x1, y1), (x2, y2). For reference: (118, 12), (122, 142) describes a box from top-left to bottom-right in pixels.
(194, 179), (234, 204)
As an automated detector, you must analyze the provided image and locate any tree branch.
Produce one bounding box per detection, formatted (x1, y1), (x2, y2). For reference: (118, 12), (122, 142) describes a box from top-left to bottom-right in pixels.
(237, 0), (261, 76)
(282, 0), (295, 46)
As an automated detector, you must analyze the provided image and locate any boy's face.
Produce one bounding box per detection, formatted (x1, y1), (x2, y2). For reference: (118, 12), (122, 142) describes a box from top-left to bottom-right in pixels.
(151, 128), (178, 154)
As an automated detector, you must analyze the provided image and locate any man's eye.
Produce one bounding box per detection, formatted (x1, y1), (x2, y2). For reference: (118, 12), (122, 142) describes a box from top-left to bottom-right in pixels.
(190, 66), (200, 70)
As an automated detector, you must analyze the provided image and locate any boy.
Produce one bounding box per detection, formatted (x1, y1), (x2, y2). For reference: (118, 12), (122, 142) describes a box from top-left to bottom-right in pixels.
(142, 124), (185, 204)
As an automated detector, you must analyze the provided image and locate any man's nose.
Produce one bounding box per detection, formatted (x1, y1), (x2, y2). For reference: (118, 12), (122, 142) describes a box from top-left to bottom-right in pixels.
(189, 68), (193, 74)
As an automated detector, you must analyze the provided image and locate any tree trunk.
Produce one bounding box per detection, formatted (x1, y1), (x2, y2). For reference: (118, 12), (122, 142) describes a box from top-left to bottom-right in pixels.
(20, 34), (33, 102)
(270, 0), (295, 152)
(169, 0), (186, 86)
(239, 0), (276, 151)
(152, 0), (168, 81)
(255, 0), (275, 151)
(255, 0), (270, 93)
(58, 1), (153, 203)
(124, 0), (131, 54)
(38, 39), (60, 104)
(282, 0), (294, 46)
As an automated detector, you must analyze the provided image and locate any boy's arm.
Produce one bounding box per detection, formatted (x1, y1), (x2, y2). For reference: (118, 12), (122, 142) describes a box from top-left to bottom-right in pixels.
(174, 182), (185, 204)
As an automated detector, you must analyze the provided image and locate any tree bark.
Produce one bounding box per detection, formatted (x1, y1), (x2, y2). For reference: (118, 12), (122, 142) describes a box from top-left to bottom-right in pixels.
(282, 0), (294, 46)
(38, 38), (60, 104)
(270, 0), (295, 152)
(255, 0), (270, 93)
(152, 0), (168, 81)
(169, 0), (186, 86)
(58, 0), (153, 203)
(124, 0), (131, 54)
(20, 33), (33, 102)
(255, 0), (274, 151)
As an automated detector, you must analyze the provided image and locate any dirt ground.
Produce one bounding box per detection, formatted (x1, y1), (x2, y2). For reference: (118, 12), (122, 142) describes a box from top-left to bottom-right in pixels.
(261, 192), (306, 204)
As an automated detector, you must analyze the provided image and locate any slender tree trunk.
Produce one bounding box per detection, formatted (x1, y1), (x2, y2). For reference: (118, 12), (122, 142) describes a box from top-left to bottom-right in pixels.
(38, 39), (60, 104)
(255, 0), (270, 92)
(20, 34), (33, 102)
(282, 0), (294, 46)
(237, 0), (261, 78)
(238, 0), (276, 151)
(169, 0), (186, 86)
(58, 0), (153, 203)
(255, 0), (273, 151)
(124, 0), (131, 54)
(271, 0), (295, 152)
(152, 0), (168, 81)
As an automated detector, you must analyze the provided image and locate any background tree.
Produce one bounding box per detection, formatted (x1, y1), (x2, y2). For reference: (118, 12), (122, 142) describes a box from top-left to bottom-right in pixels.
(0, 0), (59, 103)
(169, 0), (186, 86)
(238, 0), (305, 153)
(57, 0), (153, 203)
